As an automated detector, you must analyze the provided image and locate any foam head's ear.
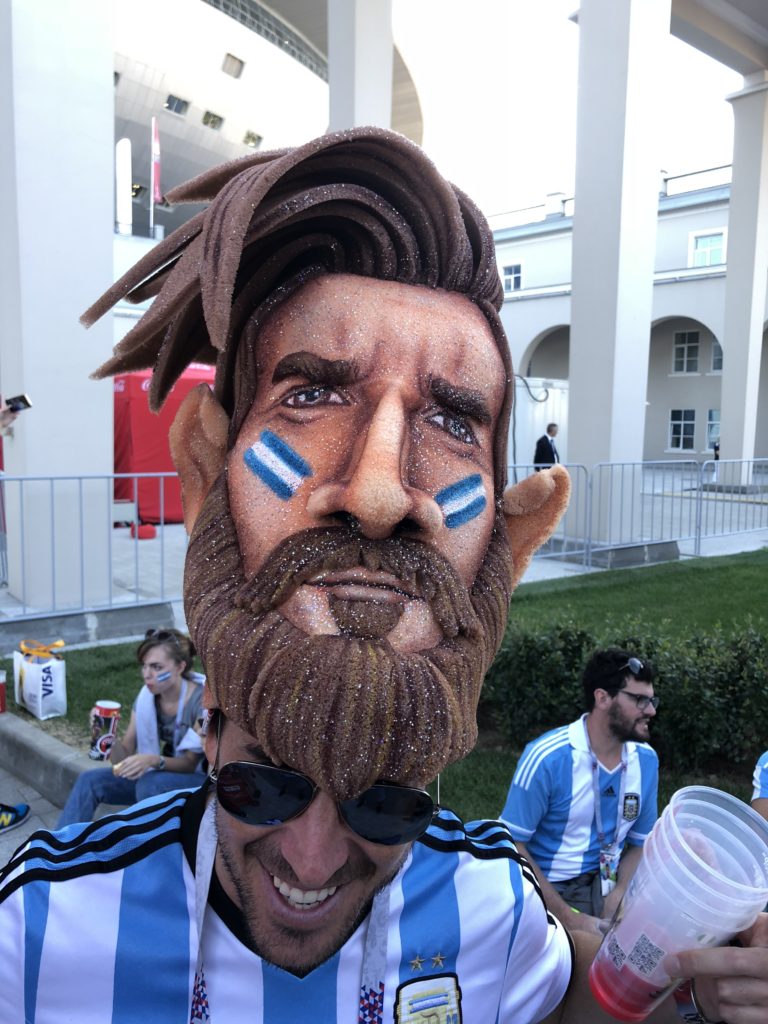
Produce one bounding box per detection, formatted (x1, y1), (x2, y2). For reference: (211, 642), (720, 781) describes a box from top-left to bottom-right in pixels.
(503, 465), (571, 591)
(168, 384), (230, 533)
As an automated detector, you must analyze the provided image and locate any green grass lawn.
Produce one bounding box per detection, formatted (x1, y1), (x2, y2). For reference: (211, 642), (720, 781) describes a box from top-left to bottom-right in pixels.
(4, 641), (149, 752)
(6, 549), (766, 813)
(510, 549), (768, 636)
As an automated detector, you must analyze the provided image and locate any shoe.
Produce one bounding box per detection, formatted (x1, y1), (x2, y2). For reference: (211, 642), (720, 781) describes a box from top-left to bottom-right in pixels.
(0, 803), (30, 834)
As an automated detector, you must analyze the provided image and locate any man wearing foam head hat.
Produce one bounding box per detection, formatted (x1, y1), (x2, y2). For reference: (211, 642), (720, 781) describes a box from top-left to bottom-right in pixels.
(2, 128), (767, 1023)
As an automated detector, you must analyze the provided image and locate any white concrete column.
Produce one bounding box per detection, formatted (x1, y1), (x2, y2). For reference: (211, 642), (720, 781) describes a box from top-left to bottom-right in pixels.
(0, 0), (115, 609)
(327, 0), (393, 130)
(568, 0), (671, 469)
(719, 72), (768, 464)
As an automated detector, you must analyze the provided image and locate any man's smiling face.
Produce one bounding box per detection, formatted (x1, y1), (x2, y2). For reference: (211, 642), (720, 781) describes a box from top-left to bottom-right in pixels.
(228, 273), (506, 654)
(208, 716), (410, 977)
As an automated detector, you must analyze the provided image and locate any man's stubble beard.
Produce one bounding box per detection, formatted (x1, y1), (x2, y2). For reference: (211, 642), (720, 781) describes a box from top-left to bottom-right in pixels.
(608, 701), (650, 744)
(185, 471), (513, 800)
(216, 809), (408, 977)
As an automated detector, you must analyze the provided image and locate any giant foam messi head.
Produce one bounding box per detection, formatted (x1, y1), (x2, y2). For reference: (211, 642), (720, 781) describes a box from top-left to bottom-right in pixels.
(84, 126), (570, 799)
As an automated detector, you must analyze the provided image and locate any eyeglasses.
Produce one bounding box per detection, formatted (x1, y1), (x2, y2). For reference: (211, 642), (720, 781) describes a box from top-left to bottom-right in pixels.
(618, 690), (660, 711)
(617, 657), (644, 677)
(212, 761), (437, 846)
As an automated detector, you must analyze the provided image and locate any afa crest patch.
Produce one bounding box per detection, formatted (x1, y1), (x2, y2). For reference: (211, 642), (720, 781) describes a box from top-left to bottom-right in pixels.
(395, 974), (462, 1023)
(623, 793), (640, 821)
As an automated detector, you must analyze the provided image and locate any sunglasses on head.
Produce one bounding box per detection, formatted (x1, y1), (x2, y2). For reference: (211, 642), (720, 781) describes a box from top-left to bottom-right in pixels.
(145, 629), (179, 643)
(212, 761), (437, 846)
(616, 656), (644, 677)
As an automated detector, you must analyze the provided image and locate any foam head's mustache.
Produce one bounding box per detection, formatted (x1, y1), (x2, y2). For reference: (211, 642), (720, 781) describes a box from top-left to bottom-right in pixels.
(184, 472), (513, 798)
(233, 525), (482, 642)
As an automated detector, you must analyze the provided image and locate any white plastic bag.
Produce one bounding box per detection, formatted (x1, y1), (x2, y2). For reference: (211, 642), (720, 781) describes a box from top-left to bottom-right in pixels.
(13, 639), (67, 720)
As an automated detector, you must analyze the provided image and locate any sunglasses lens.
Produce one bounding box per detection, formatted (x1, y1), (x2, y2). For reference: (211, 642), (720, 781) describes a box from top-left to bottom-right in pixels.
(627, 657), (643, 675)
(216, 762), (315, 827)
(340, 784), (435, 846)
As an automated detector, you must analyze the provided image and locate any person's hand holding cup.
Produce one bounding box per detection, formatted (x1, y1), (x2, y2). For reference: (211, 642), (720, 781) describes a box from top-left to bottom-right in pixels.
(588, 787), (768, 1022)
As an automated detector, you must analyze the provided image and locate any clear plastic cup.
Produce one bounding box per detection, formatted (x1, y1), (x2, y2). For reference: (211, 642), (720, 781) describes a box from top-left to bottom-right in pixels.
(588, 787), (768, 1022)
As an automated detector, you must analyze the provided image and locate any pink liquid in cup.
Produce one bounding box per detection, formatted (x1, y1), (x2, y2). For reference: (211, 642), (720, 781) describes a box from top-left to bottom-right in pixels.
(589, 953), (672, 1023)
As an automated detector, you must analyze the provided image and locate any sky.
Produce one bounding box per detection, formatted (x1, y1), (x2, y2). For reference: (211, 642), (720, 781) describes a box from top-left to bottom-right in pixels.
(392, 1), (743, 218)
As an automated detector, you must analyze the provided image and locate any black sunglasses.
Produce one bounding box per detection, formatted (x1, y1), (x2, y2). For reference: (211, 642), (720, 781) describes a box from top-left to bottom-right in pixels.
(617, 657), (644, 677)
(212, 761), (437, 846)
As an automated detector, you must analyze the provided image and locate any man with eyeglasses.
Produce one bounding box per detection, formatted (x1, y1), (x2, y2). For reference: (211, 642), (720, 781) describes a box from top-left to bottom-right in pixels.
(3, 129), (768, 1024)
(501, 648), (660, 935)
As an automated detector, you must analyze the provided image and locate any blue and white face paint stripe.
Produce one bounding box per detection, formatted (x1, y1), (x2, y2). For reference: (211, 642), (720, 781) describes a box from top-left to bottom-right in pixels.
(435, 474), (487, 529)
(243, 430), (313, 500)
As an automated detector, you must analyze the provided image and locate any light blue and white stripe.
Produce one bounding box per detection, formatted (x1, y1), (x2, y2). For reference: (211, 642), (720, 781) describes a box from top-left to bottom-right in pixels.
(243, 430), (313, 501)
(434, 474), (486, 529)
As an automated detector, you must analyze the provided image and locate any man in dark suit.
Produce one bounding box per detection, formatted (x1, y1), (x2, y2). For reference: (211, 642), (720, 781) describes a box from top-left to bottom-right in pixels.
(534, 423), (559, 470)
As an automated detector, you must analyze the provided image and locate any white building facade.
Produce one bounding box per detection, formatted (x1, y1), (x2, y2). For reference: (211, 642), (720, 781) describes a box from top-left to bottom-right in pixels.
(496, 170), (768, 464)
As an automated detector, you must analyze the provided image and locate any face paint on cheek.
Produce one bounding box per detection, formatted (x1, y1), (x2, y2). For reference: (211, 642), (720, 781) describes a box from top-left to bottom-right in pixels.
(243, 429), (313, 501)
(435, 474), (487, 529)
(155, 671), (172, 682)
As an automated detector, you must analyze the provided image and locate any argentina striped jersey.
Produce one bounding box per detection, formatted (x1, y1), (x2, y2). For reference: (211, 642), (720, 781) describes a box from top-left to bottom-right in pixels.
(752, 750), (768, 800)
(500, 714), (659, 882)
(0, 787), (573, 1023)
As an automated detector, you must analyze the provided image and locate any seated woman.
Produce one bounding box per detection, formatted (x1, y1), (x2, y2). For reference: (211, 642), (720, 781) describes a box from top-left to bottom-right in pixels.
(57, 629), (207, 827)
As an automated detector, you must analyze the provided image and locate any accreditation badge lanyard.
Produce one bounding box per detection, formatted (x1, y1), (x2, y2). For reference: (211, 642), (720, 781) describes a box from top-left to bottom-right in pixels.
(582, 718), (627, 896)
(191, 797), (391, 1023)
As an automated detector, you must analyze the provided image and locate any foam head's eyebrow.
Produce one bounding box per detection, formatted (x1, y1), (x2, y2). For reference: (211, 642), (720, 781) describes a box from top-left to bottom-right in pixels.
(430, 376), (492, 425)
(272, 351), (358, 386)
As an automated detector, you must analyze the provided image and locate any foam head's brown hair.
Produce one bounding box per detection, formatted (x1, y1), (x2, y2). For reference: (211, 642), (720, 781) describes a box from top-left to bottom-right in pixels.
(83, 125), (511, 489)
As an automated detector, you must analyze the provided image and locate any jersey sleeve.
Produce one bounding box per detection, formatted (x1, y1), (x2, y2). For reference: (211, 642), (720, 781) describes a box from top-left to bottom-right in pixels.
(752, 751), (768, 801)
(627, 748), (658, 845)
(500, 743), (552, 842)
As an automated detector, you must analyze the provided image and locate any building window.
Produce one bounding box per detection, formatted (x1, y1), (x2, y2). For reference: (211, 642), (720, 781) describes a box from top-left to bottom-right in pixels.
(202, 110), (224, 131)
(711, 340), (723, 372)
(222, 53), (245, 78)
(673, 330), (699, 373)
(689, 231), (726, 267)
(669, 409), (696, 450)
(502, 264), (522, 294)
(243, 130), (263, 149)
(114, 71), (121, 87)
(164, 94), (189, 116)
(707, 409), (720, 450)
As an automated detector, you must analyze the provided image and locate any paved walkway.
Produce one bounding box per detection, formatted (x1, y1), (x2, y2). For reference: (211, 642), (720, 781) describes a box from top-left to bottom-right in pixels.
(0, 758), (58, 864)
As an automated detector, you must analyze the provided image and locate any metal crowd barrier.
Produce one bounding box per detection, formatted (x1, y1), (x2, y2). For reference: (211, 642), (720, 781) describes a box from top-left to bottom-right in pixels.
(0, 473), (185, 620)
(0, 462), (765, 622)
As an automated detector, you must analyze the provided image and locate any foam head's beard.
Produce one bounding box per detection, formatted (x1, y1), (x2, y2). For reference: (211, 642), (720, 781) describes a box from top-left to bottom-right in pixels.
(186, 473), (514, 799)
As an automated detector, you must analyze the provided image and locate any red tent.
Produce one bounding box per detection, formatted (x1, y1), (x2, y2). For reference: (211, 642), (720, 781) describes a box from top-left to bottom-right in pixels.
(113, 364), (216, 524)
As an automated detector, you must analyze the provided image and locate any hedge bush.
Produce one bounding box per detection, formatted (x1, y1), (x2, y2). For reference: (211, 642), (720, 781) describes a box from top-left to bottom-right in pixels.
(483, 618), (768, 775)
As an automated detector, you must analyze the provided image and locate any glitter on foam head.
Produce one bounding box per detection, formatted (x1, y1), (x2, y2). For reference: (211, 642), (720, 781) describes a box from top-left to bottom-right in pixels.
(83, 126), (518, 797)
